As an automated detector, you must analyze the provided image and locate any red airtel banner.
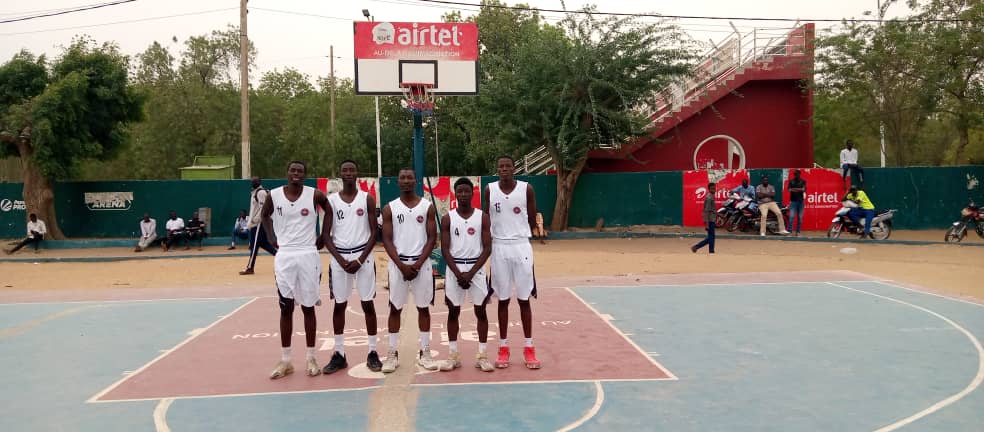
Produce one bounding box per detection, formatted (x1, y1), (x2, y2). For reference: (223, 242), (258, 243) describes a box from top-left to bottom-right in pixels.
(683, 170), (750, 226)
(354, 22), (479, 61)
(782, 168), (845, 231)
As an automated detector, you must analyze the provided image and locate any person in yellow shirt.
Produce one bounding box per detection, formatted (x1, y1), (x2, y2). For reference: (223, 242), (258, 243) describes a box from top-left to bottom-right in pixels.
(844, 185), (875, 238)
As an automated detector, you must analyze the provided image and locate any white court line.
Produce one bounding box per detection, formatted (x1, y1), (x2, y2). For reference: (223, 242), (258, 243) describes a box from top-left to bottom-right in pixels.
(411, 377), (675, 387)
(557, 381), (604, 432)
(579, 280), (874, 289)
(153, 398), (173, 432)
(92, 384), (384, 404)
(86, 297), (260, 403)
(0, 296), (260, 306)
(871, 280), (984, 309)
(827, 282), (984, 431)
(564, 287), (678, 380)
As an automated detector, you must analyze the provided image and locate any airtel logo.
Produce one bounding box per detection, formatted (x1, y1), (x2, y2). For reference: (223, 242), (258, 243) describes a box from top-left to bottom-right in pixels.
(807, 192), (840, 205)
(372, 23), (463, 47)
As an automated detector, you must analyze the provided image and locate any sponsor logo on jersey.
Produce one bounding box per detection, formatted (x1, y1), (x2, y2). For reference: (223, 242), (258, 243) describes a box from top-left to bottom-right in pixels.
(301, 208), (310, 216)
(416, 215), (425, 223)
(467, 227), (476, 235)
(513, 206), (521, 214)
(357, 208), (365, 216)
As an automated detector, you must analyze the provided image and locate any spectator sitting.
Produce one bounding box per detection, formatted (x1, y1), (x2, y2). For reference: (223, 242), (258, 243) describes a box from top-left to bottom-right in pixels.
(228, 209), (250, 250)
(186, 212), (207, 250)
(4, 213), (47, 255)
(161, 210), (185, 252)
(840, 139), (865, 189)
(134, 213), (158, 252)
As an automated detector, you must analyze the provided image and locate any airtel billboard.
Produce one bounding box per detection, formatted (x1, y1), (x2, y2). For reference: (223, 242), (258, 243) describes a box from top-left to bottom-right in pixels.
(354, 22), (479, 61)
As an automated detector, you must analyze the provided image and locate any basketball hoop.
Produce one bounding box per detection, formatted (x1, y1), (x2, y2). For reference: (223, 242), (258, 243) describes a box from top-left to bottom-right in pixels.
(400, 82), (435, 115)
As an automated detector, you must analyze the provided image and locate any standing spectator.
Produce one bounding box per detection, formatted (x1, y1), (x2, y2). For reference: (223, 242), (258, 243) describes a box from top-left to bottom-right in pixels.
(787, 170), (807, 236)
(229, 209), (249, 250)
(840, 139), (864, 189)
(691, 182), (717, 254)
(161, 211), (185, 252)
(241, 177), (278, 275)
(4, 213), (46, 254)
(756, 176), (791, 236)
(186, 212), (207, 250)
(134, 213), (157, 252)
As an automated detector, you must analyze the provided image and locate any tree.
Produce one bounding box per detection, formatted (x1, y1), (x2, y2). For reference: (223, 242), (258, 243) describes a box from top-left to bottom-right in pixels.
(816, 4), (937, 166)
(906, 0), (984, 164)
(259, 68), (315, 99)
(0, 39), (143, 238)
(479, 6), (693, 230)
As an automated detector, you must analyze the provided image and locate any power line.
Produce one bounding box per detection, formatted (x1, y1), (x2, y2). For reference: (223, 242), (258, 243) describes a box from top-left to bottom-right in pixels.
(0, 0), (138, 24)
(0, 2), (111, 17)
(249, 7), (353, 22)
(413, 0), (967, 23)
(0, 8), (236, 36)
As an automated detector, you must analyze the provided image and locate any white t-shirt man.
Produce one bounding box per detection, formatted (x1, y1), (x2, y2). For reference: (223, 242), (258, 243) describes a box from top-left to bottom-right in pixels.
(840, 148), (859, 166)
(165, 217), (185, 232)
(27, 219), (47, 238)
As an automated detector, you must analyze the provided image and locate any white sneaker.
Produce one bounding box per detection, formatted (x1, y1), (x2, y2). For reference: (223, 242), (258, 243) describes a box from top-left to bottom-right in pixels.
(760, 233), (766, 237)
(306, 358), (321, 376)
(475, 352), (494, 372)
(779, 230), (791, 235)
(381, 349), (399, 373)
(439, 351), (461, 371)
(417, 347), (439, 371)
(269, 361), (294, 379)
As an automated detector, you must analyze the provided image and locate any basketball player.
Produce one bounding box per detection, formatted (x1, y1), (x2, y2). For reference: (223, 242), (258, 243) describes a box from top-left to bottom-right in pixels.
(380, 168), (439, 373)
(265, 161), (329, 379)
(438, 177), (494, 372)
(321, 160), (382, 374)
(483, 155), (541, 369)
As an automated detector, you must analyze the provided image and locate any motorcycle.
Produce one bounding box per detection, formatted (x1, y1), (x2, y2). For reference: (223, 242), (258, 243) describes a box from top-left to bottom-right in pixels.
(715, 194), (741, 229)
(944, 201), (984, 243)
(726, 195), (789, 235)
(827, 201), (896, 240)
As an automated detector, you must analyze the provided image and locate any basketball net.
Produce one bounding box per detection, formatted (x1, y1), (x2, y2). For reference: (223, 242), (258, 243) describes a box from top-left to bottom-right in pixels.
(400, 82), (435, 115)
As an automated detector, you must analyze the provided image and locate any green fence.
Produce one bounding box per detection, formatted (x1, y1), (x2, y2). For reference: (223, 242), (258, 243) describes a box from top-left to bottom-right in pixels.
(2, 166), (981, 239)
(0, 179), (314, 239)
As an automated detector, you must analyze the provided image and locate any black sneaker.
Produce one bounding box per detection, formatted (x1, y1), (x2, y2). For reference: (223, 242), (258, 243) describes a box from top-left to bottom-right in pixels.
(366, 350), (383, 372)
(322, 352), (348, 375)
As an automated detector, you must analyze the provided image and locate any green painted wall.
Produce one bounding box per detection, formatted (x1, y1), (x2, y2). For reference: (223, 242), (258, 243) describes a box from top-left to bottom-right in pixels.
(2, 166), (981, 239)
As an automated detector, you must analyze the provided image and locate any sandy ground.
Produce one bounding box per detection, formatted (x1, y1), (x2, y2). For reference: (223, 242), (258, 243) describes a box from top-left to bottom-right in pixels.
(2, 230), (983, 302)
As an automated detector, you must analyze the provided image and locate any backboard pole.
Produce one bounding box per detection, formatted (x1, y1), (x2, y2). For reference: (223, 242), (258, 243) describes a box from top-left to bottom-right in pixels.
(413, 111), (426, 196)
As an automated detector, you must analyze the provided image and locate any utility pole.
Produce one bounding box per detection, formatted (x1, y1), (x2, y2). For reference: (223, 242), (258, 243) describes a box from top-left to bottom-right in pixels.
(239, 0), (251, 178)
(364, 9), (383, 178)
(330, 45), (336, 176)
(878, 0), (887, 167)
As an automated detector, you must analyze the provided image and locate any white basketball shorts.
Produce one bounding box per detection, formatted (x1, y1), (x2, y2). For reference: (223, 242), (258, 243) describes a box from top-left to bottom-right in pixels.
(330, 248), (376, 303)
(388, 258), (434, 309)
(490, 240), (536, 301)
(444, 262), (491, 307)
(274, 248), (322, 307)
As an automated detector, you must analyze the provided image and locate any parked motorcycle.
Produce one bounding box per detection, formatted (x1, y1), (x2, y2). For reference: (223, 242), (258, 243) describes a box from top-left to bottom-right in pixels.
(715, 194), (741, 229)
(944, 201), (983, 243)
(827, 201), (896, 240)
(726, 195), (789, 235)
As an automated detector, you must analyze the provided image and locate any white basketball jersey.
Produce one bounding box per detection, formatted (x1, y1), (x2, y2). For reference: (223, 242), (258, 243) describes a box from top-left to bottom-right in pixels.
(449, 208), (483, 260)
(329, 190), (371, 249)
(389, 197), (432, 259)
(270, 185), (318, 251)
(488, 180), (531, 240)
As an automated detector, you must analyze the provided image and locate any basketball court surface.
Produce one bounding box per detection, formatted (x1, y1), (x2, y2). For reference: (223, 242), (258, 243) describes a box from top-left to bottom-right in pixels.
(2, 269), (982, 431)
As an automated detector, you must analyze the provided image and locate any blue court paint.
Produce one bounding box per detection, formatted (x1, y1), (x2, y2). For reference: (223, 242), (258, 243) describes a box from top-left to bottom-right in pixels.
(0, 302), (84, 329)
(165, 390), (372, 431)
(573, 282), (984, 431)
(415, 382), (598, 431)
(0, 298), (249, 431)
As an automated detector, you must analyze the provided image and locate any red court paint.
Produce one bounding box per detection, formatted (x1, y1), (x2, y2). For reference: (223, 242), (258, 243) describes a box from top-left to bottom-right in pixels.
(95, 288), (671, 401)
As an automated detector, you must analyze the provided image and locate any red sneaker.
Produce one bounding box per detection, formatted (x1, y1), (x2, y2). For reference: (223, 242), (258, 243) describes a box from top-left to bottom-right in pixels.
(523, 346), (541, 369)
(495, 346), (510, 368)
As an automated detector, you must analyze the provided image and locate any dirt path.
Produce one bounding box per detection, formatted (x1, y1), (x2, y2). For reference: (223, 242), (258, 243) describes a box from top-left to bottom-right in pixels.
(2, 235), (982, 302)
